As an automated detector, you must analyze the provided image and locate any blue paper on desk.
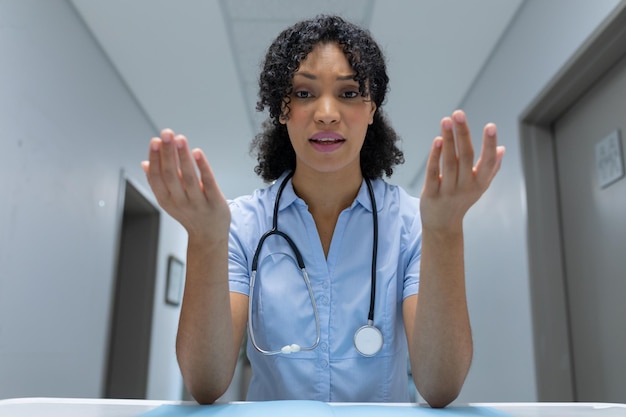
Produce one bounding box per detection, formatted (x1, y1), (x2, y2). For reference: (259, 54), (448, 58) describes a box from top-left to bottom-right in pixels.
(137, 401), (514, 417)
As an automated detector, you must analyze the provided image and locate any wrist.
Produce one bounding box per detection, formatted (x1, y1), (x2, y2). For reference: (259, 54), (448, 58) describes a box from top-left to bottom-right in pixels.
(187, 234), (229, 252)
(421, 223), (464, 241)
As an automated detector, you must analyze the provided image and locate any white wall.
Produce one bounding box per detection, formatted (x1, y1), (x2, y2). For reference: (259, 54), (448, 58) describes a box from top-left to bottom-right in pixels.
(0, 0), (623, 403)
(447, 0), (621, 402)
(0, 0), (187, 400)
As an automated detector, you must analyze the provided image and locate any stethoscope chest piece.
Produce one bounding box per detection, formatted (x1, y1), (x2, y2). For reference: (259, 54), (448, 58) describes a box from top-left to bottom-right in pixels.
(353, 323), (383, 356)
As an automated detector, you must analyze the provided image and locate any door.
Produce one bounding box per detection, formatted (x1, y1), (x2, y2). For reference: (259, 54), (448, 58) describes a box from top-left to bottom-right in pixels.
(552, 53), (626, 402)
(105, 179), (160, 399)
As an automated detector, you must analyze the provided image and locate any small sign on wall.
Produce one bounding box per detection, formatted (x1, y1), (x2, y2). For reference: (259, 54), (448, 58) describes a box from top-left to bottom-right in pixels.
(595, 129), (624, 188)
(166, 255), (185, 306)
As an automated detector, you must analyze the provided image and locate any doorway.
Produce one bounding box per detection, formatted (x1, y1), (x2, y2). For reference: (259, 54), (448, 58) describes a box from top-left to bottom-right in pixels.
(520, 2), (626, 402)
(105, 178), (160, 399)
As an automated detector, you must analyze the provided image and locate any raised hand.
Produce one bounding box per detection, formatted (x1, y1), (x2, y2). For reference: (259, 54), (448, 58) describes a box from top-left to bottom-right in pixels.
(420, 110), (505, 233)
(142, 129), (231, 242)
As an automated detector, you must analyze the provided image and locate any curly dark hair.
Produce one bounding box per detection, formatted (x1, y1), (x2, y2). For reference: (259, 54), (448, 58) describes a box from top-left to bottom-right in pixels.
(251, 14), (404, 182)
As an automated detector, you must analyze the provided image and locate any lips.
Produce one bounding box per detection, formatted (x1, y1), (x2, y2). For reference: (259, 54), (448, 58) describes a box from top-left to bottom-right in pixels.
(310, 132), (345, 143)
(308, 132), (345, 153)
(310, 138), (344, 144)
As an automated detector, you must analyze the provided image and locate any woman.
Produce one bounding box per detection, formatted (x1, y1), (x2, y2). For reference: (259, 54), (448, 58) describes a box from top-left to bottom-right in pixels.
(143, 15), (504, 407)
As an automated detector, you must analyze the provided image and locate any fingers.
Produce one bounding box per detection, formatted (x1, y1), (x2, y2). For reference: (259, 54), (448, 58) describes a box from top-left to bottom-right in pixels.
(438, 110), (476, 192)
(145, 135), (170, 204)
(175, 135), (206, 204)
(474, 123), (505, 187)
(425, 110), (503, 196)
(423, 136), (443, 197)
(421, 110), (504, 230)
(158, 129), (190, 204)
(144, 128), (206, 208)
(192, 148), (224, 202)
(452, 111), (475, 180)
(440, 117), (458, 193)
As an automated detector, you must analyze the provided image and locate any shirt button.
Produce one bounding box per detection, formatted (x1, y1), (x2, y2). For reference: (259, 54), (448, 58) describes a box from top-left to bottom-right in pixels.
(320, 296), (329, 305)
(320, 342), (328, 351)
(320, 359), (328, 368)
(322, 281), (329, 289)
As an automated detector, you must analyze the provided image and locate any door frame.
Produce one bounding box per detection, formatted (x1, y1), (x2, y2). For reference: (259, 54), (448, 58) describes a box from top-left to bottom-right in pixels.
(519, 2), (626, 401)
(104, 171), (161, 398)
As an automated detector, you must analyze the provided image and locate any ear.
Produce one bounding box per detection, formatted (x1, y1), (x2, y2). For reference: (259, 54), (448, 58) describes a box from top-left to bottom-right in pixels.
(279, 100), (289, 124)
(368, 101), (377, 125)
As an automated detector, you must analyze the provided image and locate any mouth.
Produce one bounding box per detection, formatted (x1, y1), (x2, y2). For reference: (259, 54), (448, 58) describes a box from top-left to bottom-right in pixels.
(309, 137), (345, 144)
(308, 133), (345, 153)
(309, 132), (345, 144)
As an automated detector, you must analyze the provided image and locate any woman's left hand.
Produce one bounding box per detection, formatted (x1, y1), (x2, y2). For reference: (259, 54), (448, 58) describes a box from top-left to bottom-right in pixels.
(420, 109), (505, 233)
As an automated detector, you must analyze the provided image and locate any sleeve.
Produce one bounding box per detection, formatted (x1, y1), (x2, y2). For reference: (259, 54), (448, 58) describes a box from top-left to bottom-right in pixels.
(402, 195), (422, 300)
(228, 199), (253, 296)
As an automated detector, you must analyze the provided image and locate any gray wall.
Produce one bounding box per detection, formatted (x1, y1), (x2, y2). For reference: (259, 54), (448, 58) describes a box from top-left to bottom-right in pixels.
(0, 0), (622, 402)
(371, 0), (622, 402)
(0, 0), (187, 399)
(439, 0), (621, 402)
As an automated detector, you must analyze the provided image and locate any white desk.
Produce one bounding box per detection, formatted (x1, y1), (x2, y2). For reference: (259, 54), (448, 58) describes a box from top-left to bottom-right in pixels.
(0, 398), (625, 417)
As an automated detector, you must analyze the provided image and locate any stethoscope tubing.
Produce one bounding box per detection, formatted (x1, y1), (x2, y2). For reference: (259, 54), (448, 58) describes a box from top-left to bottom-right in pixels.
(365, 174), (378, 322)
(248, 171), (380, 356)
(248, 267), (320, 355)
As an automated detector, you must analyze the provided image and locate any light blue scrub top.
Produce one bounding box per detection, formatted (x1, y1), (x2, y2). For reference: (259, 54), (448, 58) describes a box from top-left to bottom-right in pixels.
(228, 172), (422, 402)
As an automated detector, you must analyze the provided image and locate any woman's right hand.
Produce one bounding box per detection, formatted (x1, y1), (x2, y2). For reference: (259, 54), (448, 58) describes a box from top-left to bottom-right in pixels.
(141, 129), (231, 243)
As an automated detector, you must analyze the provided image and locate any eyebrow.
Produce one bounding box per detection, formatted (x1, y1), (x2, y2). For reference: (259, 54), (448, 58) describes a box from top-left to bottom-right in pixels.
(293, 72), (357, 81)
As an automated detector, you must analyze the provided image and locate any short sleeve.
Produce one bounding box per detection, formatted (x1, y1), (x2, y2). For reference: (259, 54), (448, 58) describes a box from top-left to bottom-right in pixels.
(227, 198), (255, 296)
(401, 193), (422, 300)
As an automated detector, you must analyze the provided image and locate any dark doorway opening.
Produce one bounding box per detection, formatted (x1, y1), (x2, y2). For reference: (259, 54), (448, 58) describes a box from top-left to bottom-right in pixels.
(105, 179), (160, 399)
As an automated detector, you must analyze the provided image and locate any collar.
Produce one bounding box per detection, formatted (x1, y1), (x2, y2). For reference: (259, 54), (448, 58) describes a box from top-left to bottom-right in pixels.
(271, 171), (299, 212)
(354, 177), (384, 213)
(271, 171), (384, 214)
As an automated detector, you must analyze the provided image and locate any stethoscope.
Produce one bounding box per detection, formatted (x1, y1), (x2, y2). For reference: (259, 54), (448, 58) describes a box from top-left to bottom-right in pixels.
(248, 171), (383, 357)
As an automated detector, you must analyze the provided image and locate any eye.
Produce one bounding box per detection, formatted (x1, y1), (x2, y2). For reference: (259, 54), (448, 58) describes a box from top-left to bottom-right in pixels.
(294, 90), (312, 99)
(342, 90), (360, 99)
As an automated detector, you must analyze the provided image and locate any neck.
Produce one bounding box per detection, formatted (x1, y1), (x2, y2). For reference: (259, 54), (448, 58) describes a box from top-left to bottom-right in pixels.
(291, 169), (363, 216)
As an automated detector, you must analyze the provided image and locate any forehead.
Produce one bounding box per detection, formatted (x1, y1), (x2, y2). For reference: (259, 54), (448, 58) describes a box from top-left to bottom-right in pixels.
(296, 42), (354, 75)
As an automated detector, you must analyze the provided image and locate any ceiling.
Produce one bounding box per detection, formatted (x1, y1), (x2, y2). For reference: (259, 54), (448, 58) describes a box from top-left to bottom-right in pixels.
(69, 0), (524, 198)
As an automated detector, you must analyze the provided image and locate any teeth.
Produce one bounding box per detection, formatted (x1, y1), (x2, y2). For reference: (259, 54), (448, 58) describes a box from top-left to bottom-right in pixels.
(314, 138), (340, 142)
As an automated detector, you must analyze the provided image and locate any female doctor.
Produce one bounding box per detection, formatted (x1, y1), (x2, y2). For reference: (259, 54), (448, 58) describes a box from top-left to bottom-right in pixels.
(142, 15), (504, 408)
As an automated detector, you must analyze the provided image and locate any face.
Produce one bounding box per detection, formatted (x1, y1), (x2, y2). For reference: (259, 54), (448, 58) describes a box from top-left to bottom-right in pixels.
(280, 42), (376, 178)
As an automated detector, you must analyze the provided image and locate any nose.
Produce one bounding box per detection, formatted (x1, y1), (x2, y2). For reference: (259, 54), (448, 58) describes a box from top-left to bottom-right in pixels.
(314, 95), (340, 125)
